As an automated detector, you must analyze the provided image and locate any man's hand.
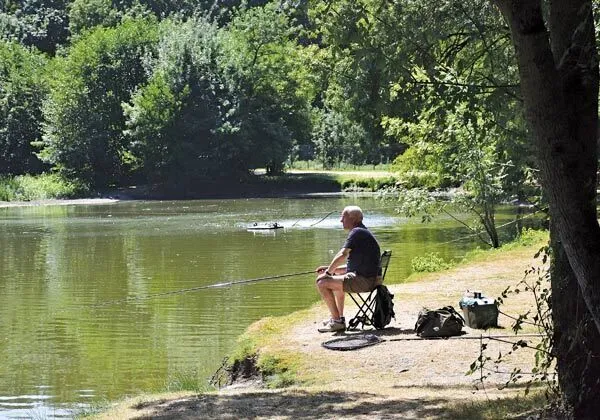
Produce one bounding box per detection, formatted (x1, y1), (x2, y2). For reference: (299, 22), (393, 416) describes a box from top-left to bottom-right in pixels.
(316, 271), (332, 282)
(315, 265), (328, 274)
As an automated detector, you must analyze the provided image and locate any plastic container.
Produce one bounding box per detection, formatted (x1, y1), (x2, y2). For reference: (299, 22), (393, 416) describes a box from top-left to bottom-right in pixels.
(459, 290), (499, 329)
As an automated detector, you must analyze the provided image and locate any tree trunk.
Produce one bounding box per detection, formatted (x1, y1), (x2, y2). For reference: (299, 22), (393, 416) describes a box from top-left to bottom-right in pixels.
(494, 0), (600, 416)
(551, 224), (600, 416)
(494, 0), (600, 343)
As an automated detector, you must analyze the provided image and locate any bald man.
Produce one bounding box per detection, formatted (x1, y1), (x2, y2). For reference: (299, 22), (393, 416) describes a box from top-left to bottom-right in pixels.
(315, 206), (381, 332)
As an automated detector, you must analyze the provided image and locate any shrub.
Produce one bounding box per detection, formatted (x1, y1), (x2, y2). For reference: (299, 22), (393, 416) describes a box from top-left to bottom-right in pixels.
(0, 173), (88, 201)
(341, 176), (398, 192)
(411, 252), (452, 272)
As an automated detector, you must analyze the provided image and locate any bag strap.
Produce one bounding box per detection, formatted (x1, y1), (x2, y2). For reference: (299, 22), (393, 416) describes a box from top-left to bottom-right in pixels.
(439, 305), (465, 324)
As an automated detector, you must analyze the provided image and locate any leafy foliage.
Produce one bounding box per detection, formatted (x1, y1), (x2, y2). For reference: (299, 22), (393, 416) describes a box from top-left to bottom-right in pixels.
(0, 0), (69, 54)
(0, 172), (88, 201)
(0, 0), (540, 203)
(0, 40), (47, 175)
(468, 244), (558, 400)
(411, 252), (452, 272)
(40, 17), (159, 187)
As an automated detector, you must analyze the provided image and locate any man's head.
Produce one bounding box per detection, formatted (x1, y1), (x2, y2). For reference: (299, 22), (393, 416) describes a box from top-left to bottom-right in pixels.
(341, 206), (364, 230)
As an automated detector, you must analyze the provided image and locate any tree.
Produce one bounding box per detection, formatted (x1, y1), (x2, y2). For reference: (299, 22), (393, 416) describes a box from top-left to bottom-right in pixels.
(493, 0), (600, 417)
(124, 16), (239, 184)
(0, 0), (70, 55)
(40, 17), (159, 187)
(0, 41), (47, 175)
(67, 0), (210, 37)
(221, 2), (316, 174)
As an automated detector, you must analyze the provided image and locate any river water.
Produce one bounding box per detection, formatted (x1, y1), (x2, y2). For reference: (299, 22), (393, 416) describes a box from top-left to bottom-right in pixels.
(0, 195), (532, 418)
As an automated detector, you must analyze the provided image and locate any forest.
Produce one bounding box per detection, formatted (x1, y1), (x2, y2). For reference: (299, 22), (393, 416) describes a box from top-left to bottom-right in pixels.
(1, 0), (532, 199)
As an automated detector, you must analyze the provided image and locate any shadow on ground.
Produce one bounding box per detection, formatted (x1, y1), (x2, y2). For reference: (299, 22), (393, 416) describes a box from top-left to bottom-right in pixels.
(131, 390), (452, 419)
(129, 388), (544, 419)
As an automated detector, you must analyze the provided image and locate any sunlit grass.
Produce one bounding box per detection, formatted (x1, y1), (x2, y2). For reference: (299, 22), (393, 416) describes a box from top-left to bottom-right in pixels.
(287, 160), (393, 172)
(0, 173), (88, 201)
(226, 307), (320, 388)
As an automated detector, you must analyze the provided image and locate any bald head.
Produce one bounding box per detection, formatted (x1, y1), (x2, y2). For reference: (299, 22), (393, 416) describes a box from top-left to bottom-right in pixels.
(341, 206), (364, 229)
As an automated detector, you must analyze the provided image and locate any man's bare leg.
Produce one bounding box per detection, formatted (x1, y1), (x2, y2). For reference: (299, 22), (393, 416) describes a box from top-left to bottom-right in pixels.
(333, 290), (345, 319)
(316, 277), (344, 320)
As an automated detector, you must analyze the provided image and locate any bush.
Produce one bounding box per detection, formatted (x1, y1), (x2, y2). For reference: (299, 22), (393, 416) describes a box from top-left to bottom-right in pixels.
(0, 176), (19, 201)
(0, 173), (88, 201)
(500, 228), (548, 250)
(341, 176), (398, 192)
(411, 252), (452, 272)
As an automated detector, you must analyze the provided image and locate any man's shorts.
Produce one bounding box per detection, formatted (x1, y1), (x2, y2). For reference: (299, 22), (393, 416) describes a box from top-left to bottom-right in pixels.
(343, 272), (381, 293)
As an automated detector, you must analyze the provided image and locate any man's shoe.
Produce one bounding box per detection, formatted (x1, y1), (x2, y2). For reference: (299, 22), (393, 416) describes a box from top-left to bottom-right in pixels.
(322, 316), (345, 326)
(318, 319), (346, 333)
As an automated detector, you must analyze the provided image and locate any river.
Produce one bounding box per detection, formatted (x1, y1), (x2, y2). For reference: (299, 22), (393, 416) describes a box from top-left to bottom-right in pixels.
(0, 195), (534, 418)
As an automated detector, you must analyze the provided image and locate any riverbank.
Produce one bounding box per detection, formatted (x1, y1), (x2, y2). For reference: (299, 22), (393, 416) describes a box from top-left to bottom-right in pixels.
(0, 170), (399, 206)
(93, 232), (552, 419)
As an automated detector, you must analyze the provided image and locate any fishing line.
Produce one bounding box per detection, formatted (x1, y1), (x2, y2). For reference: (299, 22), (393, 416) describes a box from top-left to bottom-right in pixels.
(386, 333), (544, 342)
(289, 209), (337, 227)
(308, 210), (337, 227)
(88, 269), (315, 309)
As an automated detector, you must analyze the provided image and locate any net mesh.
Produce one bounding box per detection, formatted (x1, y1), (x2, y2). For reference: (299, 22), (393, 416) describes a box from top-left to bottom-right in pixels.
(321, 334), (383, 351)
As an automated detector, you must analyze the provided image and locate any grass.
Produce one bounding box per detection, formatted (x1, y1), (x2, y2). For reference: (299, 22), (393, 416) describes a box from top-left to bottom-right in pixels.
(402, 228), (548, 285)
(445, 391), (549, 419)
(411, 252), (453, 272)
(247, 171), (399, 194)
(0, 173), (88, 201)
(287, 160), (393, 172)
(226, 307), (319, 388)
(283, 162), (399, 192)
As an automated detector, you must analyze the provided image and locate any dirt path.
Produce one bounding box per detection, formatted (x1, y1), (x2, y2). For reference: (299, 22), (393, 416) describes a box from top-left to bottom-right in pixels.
(96, 244), (546, 419)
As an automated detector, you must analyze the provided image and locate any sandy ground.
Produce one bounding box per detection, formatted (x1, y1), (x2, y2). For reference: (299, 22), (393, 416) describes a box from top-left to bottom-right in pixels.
(96, 245), (547, 419)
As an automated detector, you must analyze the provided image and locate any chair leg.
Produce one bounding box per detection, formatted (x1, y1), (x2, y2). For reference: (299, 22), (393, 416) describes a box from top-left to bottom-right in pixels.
(347, 291), (375, 330)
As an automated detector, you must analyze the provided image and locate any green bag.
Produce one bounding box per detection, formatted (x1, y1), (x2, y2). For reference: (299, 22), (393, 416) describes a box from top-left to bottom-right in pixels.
(415, 306), (465, 338)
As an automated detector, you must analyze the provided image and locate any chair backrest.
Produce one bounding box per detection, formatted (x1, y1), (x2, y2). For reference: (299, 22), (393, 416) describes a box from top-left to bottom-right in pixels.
(379, 250), (392, 282)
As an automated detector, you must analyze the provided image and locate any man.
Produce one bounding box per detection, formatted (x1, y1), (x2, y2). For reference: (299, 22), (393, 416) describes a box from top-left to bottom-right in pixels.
(315, 206), (381, 332)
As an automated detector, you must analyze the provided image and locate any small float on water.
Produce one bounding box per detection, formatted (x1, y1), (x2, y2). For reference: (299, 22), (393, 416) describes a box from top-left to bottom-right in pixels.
(247, 222), (284, 231)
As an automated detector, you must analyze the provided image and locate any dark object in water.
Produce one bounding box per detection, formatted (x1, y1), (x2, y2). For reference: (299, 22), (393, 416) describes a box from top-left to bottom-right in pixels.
(247, 222), (283, 231)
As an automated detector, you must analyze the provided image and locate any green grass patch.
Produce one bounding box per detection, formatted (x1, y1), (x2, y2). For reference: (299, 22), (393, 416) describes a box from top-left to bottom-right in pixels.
(163, 369), (214, 393)
(411, 252), (453, 272)
(445, 390), (549, 419)
(72, 399), (113, 419)
(499, 228), (548, 251)
(226, 308), (318, 388)
(287, 160), (393, 172)
(0, 173), (88, 201)
(404, 228), (549, 284)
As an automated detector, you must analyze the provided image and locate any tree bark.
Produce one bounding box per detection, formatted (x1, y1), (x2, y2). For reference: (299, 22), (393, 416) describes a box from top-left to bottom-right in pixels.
(494, 0), (600, 338)
(551, 224), (600, 416)
(493, 0), (600, 416)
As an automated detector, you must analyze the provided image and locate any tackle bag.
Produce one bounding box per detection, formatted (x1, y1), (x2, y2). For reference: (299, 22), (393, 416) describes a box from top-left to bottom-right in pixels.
(414, 306), (465, 338)
(373, 285), (395, 329)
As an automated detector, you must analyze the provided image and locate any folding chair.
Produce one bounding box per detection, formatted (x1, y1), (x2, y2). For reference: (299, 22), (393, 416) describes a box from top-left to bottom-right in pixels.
(347, 250), (392, 330)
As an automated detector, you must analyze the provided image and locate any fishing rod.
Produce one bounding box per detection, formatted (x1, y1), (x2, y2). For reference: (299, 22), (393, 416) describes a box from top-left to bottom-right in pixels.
(89, 269), (315, 309)
(290, 209), (337, 227)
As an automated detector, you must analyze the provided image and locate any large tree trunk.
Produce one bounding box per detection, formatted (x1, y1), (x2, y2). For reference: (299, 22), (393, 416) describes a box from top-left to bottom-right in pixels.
(494, 0), (600, 416)
(551, 224), (600, 416)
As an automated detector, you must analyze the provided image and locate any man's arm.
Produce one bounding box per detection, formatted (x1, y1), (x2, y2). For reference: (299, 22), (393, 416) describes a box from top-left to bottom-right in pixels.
(316, 248), (350, 277)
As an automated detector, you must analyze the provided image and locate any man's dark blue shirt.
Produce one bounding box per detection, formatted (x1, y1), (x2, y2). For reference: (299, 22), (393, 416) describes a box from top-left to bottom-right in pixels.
(343, 223), (380, 277)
